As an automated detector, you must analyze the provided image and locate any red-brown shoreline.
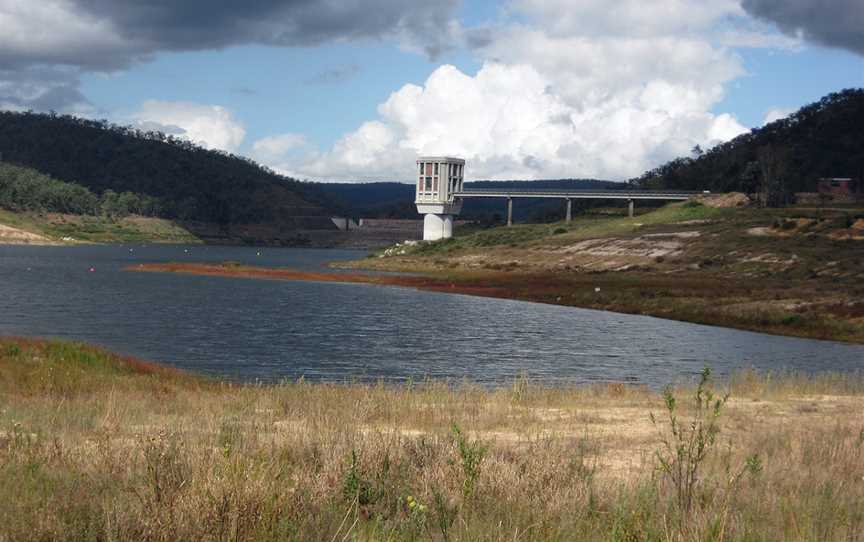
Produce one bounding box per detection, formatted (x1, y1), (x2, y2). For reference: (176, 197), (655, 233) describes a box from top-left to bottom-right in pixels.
(125, 262), (511, 299)
(125, 261), (864, 344)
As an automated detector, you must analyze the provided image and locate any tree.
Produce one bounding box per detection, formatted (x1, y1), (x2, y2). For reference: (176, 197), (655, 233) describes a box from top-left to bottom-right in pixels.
(756, 144), (791, 207)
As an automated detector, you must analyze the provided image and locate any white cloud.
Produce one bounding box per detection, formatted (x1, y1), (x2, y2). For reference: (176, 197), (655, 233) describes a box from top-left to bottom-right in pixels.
(717, 28), (803, 50)
(509, 0), (743, 38)
(252, 133), (306, 158)
(249, 133), (310, 177)
(273, 61), (746, 181)
(298, 121), (416, 181)
(131, 100), (246, 152)
(268, 0), (756, 181)
(762, 107), (795, 125)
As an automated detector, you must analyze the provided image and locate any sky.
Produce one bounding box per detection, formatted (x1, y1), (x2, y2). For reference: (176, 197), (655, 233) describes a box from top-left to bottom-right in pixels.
(1, 0), (863, 182)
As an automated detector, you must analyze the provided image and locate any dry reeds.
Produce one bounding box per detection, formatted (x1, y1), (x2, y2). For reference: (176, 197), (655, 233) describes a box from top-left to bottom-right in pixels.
(2, 337), (863, 540)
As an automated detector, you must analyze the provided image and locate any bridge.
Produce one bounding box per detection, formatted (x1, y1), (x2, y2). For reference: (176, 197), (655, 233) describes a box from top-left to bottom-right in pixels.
(453, 188), (700, 225)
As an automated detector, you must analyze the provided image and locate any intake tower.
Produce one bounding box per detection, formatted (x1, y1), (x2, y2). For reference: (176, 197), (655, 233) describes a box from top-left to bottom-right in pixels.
(415, 156), (465, 240)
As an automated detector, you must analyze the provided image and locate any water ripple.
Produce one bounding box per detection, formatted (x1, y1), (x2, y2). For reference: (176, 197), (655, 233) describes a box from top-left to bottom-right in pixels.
(1, 244), (863, 388)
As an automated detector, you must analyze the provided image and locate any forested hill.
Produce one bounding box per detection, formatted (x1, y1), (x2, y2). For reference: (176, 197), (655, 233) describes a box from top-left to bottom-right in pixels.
(631, 89), (864, 197)
(0, 111), (332, 227)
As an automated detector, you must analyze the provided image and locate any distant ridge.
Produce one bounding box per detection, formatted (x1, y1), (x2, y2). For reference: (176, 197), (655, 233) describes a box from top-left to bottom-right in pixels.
(317, 178), (622, 222)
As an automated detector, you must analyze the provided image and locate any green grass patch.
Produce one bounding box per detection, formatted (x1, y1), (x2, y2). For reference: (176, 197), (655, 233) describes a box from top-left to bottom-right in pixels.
(399, 203), (733, 256)
(0, 337), (203, 397)
(0, 209), (200, 244)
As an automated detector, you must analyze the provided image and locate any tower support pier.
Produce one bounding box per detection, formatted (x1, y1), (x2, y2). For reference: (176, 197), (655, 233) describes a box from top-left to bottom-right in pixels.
(422, 214), (454, 241)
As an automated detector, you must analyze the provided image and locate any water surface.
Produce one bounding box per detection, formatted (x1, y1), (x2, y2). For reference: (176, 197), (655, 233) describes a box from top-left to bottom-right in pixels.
(2, 244), (862, 387)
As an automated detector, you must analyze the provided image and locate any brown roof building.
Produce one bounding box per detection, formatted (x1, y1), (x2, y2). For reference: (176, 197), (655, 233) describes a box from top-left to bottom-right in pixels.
(818, 178), (861, 198)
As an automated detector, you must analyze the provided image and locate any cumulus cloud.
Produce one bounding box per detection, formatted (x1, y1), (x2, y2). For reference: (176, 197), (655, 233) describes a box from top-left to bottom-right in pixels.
(253, 133), (307, 156)
(741, 0), (864, 56)
(250, 133), (309, 174)
(762, 107), (795, 126)
(283, 62), (746, 181)
(131, 101), (246, 152)
(275, 0), (752, 181)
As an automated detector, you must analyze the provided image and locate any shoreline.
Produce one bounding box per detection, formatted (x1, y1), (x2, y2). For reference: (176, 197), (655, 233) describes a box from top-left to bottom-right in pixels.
(0, 209), (418, 249)
(126, 261), (512, 298)
(127, 261), (864, 344)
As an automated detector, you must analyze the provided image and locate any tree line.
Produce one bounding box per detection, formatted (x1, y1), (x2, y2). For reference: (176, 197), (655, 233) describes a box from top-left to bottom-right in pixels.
(630, 89), (864, 205)
(0, 162), (161, 217)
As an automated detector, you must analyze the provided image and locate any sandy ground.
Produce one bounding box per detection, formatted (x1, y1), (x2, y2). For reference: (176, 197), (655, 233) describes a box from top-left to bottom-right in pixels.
(265, 392), (864, 480)
(0, 223), (59, 245)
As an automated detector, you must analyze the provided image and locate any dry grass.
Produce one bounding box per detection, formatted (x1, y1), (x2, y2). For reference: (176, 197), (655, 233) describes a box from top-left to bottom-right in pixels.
(2, 337), (864, 541)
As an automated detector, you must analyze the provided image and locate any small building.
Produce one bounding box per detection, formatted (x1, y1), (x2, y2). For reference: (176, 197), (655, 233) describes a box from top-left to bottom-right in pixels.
(818, 178), (860, 198)
(415, 156), (465, 240)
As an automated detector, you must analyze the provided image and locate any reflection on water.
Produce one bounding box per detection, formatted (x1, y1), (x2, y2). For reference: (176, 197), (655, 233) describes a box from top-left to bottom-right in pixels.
(1, 244), (862, 388)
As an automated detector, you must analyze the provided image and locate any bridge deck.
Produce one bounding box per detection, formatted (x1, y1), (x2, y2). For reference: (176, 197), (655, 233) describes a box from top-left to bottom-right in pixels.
(454, 189), (697, 200)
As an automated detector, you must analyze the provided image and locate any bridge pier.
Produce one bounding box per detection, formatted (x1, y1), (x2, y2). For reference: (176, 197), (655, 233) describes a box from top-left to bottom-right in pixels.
(452, 188), (696, 226)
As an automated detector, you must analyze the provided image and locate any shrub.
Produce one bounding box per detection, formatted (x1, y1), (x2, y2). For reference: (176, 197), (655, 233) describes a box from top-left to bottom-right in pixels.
(342, 449), (376, 506)
(451, 424), (486, 498)
(650, 367), (728, 512)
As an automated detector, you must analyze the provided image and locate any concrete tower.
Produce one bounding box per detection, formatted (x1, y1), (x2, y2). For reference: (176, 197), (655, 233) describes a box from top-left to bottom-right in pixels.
(415, 156), (465, 240)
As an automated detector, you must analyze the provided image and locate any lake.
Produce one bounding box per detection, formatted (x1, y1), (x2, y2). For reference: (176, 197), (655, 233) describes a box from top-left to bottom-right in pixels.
(1, 244), (862, 387)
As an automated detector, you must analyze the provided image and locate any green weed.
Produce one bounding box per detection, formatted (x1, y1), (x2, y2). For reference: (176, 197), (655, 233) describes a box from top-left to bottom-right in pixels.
(451, 423), (487, 498)
(651, 367), (727, 512)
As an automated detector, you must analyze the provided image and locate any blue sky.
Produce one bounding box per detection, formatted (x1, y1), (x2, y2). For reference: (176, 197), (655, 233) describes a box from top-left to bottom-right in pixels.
(716, 47), (864, 126)
(2, 0), (863, 181)
(81, 43), (482, 151)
